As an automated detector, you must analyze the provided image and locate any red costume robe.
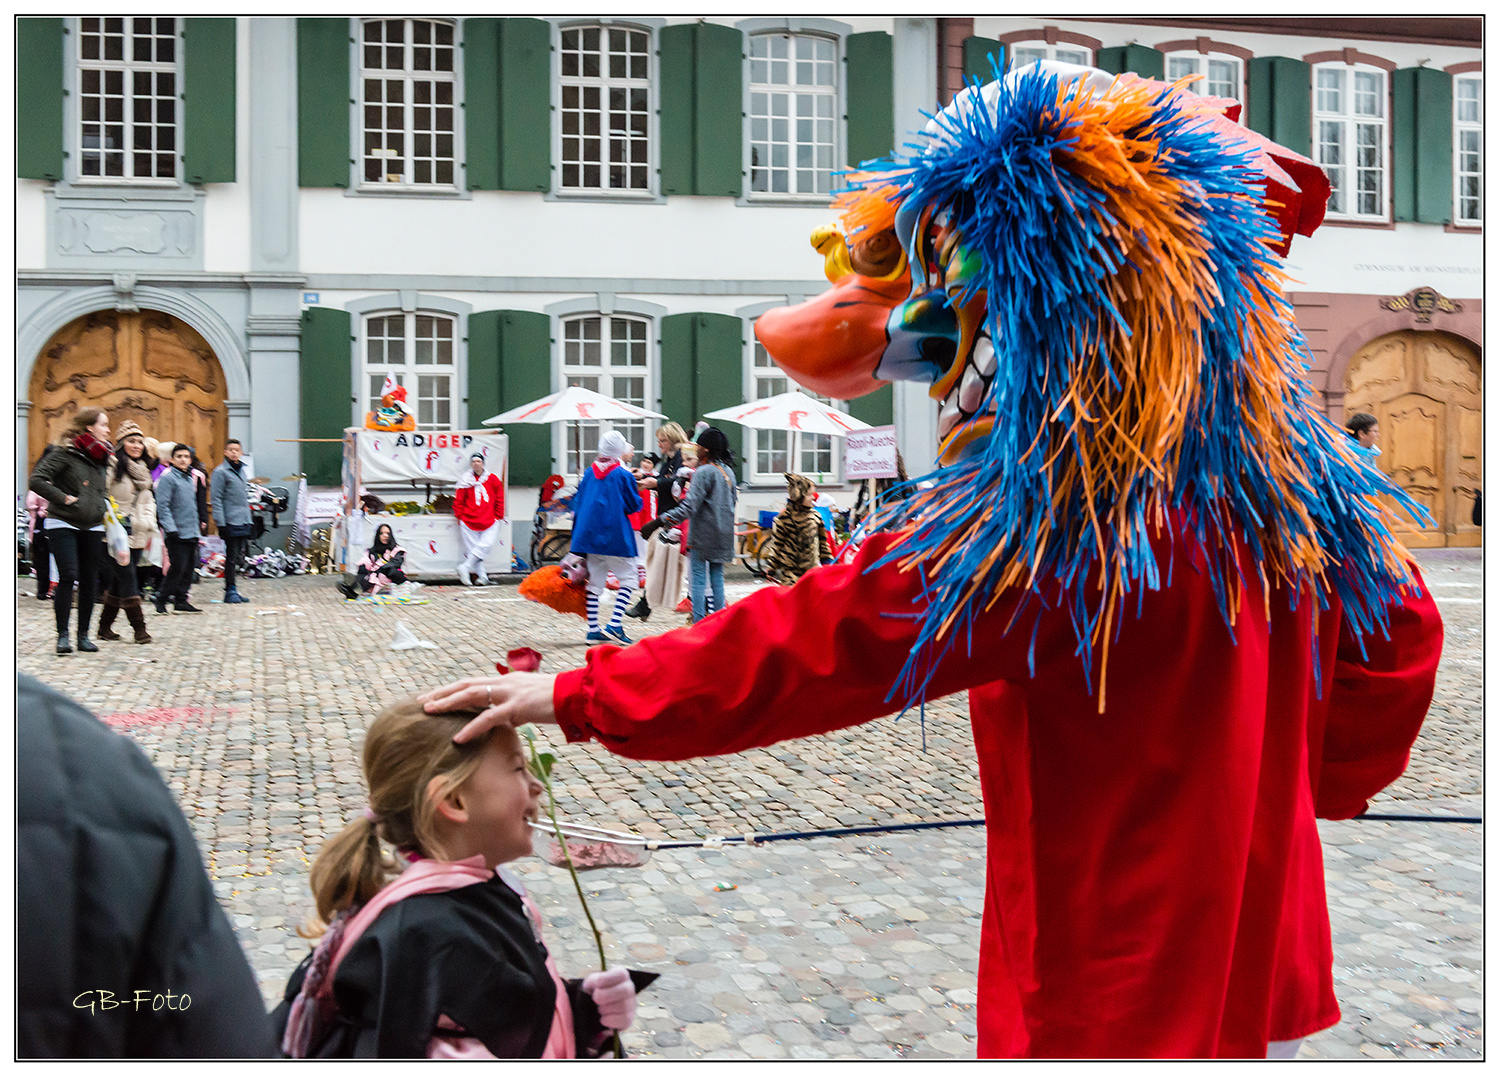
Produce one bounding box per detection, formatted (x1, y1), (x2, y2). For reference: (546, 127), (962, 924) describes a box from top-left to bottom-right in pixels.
(453, 473), (504, 531)
(552, 521), (1442, 1058)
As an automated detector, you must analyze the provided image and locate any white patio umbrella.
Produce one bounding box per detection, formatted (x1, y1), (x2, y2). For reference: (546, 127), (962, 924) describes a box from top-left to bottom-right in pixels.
(481, 384), (665, 425)
(483, 385), (666, 476)
(704, 389), (872, 437)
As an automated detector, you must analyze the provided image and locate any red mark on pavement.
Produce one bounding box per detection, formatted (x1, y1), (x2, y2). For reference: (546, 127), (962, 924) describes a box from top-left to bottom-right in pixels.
(100, 705), (222, 729)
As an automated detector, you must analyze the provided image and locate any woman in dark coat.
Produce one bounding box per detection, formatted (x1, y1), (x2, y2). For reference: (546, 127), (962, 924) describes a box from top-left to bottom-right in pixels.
(29, 408), (113, 654)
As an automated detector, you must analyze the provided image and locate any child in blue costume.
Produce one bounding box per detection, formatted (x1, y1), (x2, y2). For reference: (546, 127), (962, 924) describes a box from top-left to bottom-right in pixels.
(568, 430), (643, 644)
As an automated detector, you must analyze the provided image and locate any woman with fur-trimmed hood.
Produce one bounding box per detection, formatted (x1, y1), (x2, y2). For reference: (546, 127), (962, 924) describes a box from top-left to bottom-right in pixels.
(765, 473), (831, 585)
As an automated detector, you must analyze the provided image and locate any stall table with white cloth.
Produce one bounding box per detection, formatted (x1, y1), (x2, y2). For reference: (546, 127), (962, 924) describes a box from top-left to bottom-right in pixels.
(331, 428), (511, 579)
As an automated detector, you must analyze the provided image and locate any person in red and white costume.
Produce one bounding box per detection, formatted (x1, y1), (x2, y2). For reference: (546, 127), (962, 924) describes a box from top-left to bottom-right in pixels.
(453, 452), (504, 586)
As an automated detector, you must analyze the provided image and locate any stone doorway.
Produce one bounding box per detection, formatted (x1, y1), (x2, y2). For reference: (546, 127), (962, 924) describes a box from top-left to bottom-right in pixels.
(1343, 329), (1481, 548)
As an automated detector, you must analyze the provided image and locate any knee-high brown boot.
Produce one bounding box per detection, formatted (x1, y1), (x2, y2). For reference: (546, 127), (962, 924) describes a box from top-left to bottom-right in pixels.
(123, 596), (153, 644)
(95, 594), (123, 640)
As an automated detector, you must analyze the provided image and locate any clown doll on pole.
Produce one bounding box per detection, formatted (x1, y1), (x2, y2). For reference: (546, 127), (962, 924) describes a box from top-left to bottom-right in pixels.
(453, 451), (504, 585)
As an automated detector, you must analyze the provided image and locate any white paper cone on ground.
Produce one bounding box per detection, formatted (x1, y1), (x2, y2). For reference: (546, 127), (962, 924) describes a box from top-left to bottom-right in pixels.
(389, 620), (437, 650)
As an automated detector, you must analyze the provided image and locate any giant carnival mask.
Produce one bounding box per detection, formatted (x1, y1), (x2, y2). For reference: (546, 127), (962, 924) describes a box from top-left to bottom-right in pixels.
(754, 61), (1425, 705)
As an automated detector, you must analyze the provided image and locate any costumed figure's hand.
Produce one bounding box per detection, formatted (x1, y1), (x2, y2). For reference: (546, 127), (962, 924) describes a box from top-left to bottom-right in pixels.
(581, 969), (637, 1031)
(420, 673), (559, 743)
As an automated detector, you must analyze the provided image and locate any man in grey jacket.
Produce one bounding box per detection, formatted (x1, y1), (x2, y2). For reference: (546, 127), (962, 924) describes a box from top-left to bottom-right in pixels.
(211, 439), (253, 604)
(154, 445), (203, 614)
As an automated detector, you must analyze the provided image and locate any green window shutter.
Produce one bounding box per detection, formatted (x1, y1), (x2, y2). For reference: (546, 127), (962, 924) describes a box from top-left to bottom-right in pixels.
(846, 31), (894, 167)
(1096, 44), (1164, 79)
(962, 36), (1003, 85)
(659, 314), (697, 431)
(182, 18), (237, 184)
(495, 310), (552, 485)
(1245, 57), (1311, 159)
(498, 18), (550, 192)
(299, 308), (353, 486)
(297, 18), (351, 188)
(658, 24), (694, 196)
(18, 17), (65, 181)
(463, 18), (502, 191)
(466, 310), (503, 429)
(847, 384), (893, 429)
(692, 313), (746, 479)
(694, 23), (744, 197)
(1393, 67), (1453, 225)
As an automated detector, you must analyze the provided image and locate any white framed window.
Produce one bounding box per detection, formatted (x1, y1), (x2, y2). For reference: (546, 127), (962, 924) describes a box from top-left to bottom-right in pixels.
(748, 339), (841, 484)
(1008, 41), (1093, 69)
(560, 314), (652, 474)
(359, 18), (457, 188)
(362, 312), (458, 430)
(1314, 63), (1388, 220)
(1165, 51), (1242, 102)
(748, 32), (837, 197)
(558, 23), (652, 192)
(1454, 75), (1482, 225)
(76, 17), (179, 183)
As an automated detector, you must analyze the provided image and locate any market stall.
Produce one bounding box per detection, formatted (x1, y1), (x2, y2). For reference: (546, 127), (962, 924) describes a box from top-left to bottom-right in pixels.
(330, 428), (511, 579)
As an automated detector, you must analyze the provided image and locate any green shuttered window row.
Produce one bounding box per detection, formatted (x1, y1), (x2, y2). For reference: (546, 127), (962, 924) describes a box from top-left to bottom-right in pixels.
(17, 16), (235, 184)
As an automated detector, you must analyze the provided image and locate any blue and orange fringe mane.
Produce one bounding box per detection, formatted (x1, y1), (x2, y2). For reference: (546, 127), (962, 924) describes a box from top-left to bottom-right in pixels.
(849, 66), (1426, 710)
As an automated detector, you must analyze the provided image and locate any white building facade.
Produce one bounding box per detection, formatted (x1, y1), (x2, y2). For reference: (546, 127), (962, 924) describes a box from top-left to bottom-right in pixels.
(16, 17), (1483, 546)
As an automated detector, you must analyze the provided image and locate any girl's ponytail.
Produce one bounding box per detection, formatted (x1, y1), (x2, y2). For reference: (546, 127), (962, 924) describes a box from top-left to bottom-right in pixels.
(301, 814), (393, 937)
(298, 696), (492, 938)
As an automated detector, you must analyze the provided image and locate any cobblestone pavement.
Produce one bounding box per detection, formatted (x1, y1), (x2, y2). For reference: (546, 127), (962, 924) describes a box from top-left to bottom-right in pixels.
(15, 547), (1481, 1058)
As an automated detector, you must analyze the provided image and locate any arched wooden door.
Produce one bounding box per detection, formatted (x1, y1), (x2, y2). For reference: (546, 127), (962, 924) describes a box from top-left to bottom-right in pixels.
(1344, 329), (1482, 548)
(28, 310), (228, 478)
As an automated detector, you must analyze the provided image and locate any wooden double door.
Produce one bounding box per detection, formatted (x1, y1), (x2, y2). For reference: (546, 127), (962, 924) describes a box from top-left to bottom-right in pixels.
(1344, 329), (1482, 548)
(28, 310), (228, 481)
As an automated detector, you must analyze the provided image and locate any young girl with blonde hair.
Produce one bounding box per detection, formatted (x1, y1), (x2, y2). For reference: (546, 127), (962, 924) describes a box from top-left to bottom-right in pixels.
(273, 697), (652, 1057)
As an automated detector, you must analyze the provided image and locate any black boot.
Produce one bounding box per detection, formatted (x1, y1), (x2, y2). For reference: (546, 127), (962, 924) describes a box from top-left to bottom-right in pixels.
(76, 634), (99, 652)
(56, 635), (73, 655)
(623, 595), (651, 620)
(96, 594), (123, 640)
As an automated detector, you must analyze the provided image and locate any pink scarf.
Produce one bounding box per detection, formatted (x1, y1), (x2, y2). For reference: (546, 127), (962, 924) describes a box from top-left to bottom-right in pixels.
(283, 856), (575, 1059)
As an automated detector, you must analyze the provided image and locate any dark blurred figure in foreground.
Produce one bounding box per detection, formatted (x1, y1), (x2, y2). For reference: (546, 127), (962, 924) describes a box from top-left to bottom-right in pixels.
(17, 673), (276, 1057)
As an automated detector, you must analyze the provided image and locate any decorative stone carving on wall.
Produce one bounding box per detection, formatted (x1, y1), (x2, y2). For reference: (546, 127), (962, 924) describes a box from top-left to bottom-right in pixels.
(46, 188), (203, 270)
(1381, 287), (1462, 324)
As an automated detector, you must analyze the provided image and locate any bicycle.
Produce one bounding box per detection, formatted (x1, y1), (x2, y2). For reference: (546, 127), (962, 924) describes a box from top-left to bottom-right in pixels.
(735, 519), (774, 579)
(528, 495), (574, 569)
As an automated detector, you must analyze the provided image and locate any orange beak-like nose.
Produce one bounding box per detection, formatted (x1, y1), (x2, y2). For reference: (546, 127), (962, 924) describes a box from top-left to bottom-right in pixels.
(753, 274), (908, 401)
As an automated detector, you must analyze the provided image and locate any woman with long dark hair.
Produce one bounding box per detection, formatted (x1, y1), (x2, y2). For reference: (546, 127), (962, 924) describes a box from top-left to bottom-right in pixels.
(29, 408), (112, 654)
(339, 523), (409, 598)
(97, 420), (158, 644)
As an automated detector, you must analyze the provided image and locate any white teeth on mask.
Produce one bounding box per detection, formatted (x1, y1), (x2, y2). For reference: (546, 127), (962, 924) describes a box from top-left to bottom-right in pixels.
(971, 334), (996, 377)
(959, 362), (986, 414)
(938, 405), (963, 440)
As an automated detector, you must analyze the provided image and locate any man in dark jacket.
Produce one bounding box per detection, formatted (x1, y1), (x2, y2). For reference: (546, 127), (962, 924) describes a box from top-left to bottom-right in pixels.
(210, 438), (253, 604)
(16, 673), (276, 1057)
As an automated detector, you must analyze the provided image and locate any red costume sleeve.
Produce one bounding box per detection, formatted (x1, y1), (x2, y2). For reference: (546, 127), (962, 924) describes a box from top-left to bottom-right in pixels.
(553, 535), (1037, 758)
(1312, 566), (1443, 820)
